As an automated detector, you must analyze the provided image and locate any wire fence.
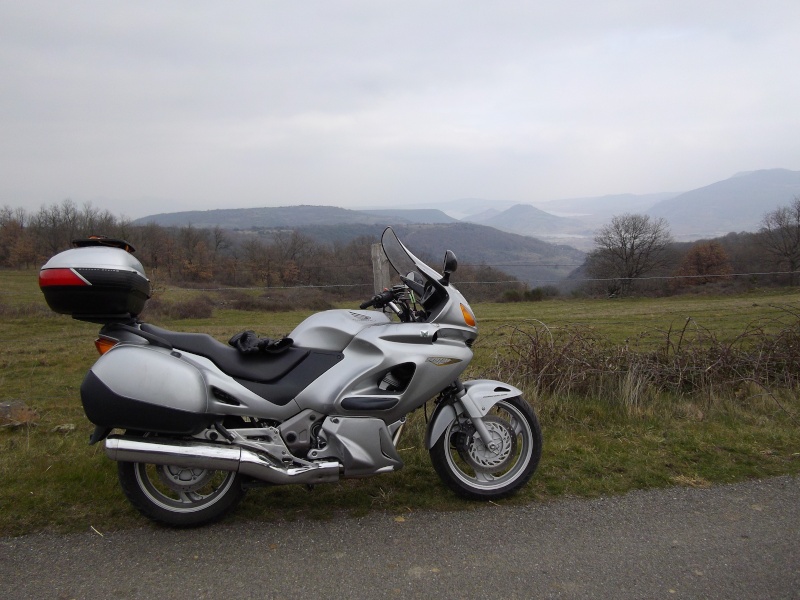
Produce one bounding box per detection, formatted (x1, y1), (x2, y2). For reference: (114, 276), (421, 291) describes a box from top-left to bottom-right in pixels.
(0, 268), (798, 295)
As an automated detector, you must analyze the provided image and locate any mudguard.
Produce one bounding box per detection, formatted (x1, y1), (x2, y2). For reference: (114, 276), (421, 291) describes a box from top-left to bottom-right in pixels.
(424, 379), (523, 449)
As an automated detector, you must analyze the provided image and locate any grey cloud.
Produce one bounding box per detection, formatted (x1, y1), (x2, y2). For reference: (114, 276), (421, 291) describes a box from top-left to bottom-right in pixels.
(1, 1), (799, 216)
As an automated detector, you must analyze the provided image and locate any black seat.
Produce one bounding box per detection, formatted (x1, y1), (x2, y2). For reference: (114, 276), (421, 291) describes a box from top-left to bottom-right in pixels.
(140, 323), (309, 383)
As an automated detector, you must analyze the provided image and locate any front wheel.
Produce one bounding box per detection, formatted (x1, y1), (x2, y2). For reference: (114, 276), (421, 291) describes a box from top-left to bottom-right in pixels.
(117, 460), (246, 527)
(430, 396), (542, 500)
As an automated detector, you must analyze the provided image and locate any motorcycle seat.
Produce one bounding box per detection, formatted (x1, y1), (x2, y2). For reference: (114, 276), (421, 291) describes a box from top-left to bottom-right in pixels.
(139, 323), (309, 383)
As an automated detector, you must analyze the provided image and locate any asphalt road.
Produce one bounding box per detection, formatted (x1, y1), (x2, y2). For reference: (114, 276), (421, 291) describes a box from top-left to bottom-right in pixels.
(1, 476), (798, 600)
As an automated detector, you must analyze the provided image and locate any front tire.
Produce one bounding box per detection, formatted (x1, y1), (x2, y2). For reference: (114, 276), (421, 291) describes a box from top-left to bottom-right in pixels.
(117, 459), (246, 527)
(430, 396), (542, 500)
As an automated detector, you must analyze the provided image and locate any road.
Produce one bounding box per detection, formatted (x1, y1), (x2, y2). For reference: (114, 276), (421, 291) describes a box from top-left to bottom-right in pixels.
(1, 476), (798, 599)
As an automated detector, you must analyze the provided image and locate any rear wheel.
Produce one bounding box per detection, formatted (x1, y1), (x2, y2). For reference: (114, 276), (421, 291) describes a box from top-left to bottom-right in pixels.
(117, 457), (246, 527)
(430, 396), (542, 500)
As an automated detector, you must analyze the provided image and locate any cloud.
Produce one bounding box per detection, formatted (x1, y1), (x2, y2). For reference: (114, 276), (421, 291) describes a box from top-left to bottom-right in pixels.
(2, 1), (799, 217)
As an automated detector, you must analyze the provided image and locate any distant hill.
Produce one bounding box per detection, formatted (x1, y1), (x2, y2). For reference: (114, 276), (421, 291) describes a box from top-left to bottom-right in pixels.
(534, 192), (678, 218)
(647, 169), (800, 240)
(246, 222), (585, 286)
(462, 170), (800, 246)
(133, 205), (394, 228)
(134, 205), (457, 228)
(385, 223), (586, 286)
(468, 203), (584, 233)
(463, 203), (596, 250)
(357, 209), (458, 224)
(133, 168), (800, 259)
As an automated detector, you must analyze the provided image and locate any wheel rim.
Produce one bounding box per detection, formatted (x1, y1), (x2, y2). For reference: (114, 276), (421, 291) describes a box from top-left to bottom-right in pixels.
(444, 400), (533, 491)
(133, 463), (238, 514)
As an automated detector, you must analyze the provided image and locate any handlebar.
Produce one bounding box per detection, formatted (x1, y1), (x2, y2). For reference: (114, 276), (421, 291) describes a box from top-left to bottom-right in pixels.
(359, 288), (396, 310)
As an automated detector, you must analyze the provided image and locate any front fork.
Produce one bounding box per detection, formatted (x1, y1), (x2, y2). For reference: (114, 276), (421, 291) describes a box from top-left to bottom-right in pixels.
(424, 379), (524, 450)
(449, 382), (501, 453)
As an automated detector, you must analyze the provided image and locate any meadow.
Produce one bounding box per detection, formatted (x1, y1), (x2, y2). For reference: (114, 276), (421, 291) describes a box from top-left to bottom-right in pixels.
(1, 270), (798, 535)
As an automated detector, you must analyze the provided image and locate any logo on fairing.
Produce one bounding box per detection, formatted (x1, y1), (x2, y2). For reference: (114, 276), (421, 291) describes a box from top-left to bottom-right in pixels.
(426, 357), (462, 367)
(349, 312), (373, 321)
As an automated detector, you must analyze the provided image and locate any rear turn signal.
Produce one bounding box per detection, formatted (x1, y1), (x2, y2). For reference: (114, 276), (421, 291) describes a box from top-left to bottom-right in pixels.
(460, 303), (476, 327)
(94, 336), (118, 355)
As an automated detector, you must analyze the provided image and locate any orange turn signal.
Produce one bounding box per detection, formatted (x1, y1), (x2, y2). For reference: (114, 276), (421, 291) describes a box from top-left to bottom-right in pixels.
(460, 303), (476, 327)
(94, 336), (118, 355)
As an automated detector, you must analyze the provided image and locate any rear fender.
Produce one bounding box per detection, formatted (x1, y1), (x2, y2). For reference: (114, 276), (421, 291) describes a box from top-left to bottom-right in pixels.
(424, 379), (523, 449)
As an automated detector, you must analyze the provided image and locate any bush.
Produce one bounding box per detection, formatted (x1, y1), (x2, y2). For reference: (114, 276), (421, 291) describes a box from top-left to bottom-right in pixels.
(141, 295), (214, 320)
(486, 309), (800, 409)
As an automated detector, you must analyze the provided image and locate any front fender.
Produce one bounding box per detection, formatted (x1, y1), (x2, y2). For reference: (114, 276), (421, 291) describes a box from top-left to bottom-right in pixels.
(424, 379), (523, 449)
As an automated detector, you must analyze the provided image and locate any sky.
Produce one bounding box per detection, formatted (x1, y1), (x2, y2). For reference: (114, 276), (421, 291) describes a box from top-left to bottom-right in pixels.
(2, 1), (799, 219)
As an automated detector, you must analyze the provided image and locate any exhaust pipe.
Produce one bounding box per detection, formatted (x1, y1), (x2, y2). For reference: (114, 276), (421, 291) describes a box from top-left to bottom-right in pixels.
(105, 435), (340, 485)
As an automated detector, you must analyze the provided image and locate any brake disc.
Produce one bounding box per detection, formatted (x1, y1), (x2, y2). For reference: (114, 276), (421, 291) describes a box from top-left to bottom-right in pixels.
(456, 415), (517, 474)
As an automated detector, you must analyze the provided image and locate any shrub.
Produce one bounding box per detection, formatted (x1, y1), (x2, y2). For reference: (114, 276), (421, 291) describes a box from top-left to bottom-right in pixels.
(485, 309), (800, 410)
(141, 295), (214, 320)
(498, 286), (559, 303)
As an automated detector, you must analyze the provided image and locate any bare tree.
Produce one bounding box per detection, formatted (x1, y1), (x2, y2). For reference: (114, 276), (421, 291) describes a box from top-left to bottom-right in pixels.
(587, 213), (673, 295)
(759, 196), (800, 285)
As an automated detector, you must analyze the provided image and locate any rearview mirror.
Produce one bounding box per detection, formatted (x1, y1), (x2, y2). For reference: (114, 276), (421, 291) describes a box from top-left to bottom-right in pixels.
(441, 250), (457, 286)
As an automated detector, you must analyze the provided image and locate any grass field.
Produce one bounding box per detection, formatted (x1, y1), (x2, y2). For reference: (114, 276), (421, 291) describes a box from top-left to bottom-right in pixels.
(1, 270), (798, 535)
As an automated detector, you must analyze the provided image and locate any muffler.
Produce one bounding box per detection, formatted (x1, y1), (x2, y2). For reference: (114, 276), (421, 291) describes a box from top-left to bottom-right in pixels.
(105, 435), (340, 485)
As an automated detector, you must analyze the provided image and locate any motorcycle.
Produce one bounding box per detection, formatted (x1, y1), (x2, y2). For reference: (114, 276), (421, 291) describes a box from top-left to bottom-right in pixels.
(39, 227), (542, 527)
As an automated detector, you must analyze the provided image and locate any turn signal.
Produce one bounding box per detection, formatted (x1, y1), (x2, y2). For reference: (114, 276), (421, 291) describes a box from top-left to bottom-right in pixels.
(94, 336), (118, 355)
(460, 303), (476, 327)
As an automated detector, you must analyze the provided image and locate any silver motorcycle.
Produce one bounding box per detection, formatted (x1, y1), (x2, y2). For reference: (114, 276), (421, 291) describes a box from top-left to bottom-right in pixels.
(39, 227), (542, 526)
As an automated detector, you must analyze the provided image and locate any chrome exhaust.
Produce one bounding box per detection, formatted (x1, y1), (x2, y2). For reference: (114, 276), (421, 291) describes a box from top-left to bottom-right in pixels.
(105, 435), (340, 485)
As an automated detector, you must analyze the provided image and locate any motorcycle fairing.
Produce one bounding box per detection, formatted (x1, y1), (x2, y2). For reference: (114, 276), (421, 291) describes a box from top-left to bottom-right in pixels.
(310, 416), (403, 477)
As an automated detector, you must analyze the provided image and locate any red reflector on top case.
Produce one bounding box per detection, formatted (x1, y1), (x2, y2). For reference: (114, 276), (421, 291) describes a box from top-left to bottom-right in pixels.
(39, 268), (90, 287)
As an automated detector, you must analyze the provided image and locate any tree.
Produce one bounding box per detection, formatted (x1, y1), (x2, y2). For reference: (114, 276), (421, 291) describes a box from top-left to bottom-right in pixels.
(759, 196), (800, 285)
(674, 241), (733, 287)
(587, 213), (673, 296)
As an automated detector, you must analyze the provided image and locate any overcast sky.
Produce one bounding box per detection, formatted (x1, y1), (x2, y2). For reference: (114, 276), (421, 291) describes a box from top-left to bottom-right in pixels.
(2, 1), (799, 219)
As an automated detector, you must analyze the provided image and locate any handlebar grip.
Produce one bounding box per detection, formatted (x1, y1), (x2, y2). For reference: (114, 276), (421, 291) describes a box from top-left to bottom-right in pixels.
(360, 289), (395, 310)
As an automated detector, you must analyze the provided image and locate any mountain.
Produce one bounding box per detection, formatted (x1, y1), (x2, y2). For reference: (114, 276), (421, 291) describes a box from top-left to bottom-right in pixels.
(412, 198), (518, 220)
(388, 223), (585, 285)
(133, 205), (380, 228)
(647, 169), (800, 240)
(357, 209), (458, 224)
(133, 168), (800, 258)
(469, 203), (581, 231)
(260, 222), (584, 285)
(463, 203), (595, 250)
(534, 192), (678, 218)
(133, 205), (456, 228)
(463, 170), (800, 247)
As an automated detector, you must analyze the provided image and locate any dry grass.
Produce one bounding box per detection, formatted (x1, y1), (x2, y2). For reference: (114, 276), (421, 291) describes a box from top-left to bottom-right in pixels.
(481, 307), (800, 423)
(1, 271), (799, 534)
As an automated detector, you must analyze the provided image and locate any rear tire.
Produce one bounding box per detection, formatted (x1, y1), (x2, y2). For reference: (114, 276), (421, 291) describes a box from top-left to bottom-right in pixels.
(430, 396), (542, 500)
(117, 459), (246, 527)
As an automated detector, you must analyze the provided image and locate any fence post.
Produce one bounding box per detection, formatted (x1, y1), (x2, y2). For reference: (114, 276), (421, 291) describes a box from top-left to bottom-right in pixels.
(371, 243), (392, 293)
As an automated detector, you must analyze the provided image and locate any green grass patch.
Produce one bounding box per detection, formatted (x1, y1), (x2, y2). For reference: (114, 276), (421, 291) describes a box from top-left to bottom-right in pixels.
(1, 270), (799, 535)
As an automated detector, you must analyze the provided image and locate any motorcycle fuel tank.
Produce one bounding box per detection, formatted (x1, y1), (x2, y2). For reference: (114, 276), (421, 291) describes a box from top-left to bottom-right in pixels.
(289, 310), (390, 352)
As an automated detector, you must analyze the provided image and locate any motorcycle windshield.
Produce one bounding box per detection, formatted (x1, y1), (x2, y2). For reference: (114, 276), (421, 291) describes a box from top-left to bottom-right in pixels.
(381, 227), (443, 284)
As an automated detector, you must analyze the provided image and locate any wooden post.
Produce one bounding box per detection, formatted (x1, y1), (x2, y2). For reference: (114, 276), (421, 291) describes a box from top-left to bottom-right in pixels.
(371, 243), (392, 293)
